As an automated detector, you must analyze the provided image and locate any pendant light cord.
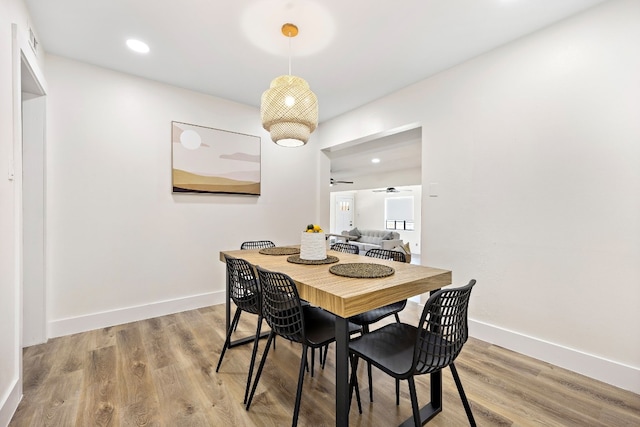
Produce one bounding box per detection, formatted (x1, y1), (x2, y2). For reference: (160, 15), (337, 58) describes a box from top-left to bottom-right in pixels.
(288, 30), (292, 76)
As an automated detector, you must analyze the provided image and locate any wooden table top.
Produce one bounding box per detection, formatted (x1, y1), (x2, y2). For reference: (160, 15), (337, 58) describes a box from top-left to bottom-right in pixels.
(220, 248), (451, 318)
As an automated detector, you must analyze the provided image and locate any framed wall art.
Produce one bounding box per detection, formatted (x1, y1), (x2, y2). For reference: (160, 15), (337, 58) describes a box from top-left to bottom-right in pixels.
(171, 121), (261, 195)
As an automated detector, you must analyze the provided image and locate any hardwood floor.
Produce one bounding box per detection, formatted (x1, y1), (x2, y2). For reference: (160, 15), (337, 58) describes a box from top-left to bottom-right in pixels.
(10, 302), (640, 426)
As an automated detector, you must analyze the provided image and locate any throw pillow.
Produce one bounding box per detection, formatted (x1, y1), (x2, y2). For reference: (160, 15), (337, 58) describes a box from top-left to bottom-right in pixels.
(348, 227), (362, 237)
(382, 231), (394, 240)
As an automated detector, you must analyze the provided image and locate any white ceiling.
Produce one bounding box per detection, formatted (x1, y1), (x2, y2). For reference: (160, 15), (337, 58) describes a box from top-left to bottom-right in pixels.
(24, 0), (607, 184)
(25, 0), (607, 124)
(327, 127), (422, 183)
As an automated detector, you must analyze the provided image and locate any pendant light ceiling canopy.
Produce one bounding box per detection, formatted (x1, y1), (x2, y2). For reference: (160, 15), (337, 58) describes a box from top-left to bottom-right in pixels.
(261, 23), (318, 148)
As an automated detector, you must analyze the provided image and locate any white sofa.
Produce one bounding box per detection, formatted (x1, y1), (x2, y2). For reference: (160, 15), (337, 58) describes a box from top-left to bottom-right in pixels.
(340, 228), (403, 253)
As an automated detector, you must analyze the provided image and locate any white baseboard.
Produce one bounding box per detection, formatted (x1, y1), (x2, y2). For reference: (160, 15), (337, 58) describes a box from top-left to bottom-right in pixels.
(0, 378), (21, 427)
(469, 319), (640, 394)
(48, 291), (226, 338)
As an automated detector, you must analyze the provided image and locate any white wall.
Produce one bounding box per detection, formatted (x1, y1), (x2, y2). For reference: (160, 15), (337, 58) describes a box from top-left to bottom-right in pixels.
(319, 0), (640, 392)
(45, 55), (319, 337)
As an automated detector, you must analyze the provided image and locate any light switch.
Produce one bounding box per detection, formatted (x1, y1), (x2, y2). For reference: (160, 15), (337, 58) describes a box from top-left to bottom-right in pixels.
(429, 182), (439, 197)
(7, 161), (14, 181)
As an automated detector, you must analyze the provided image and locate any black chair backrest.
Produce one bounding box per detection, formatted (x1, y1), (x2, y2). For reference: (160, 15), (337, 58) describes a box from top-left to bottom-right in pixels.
(331, 242), (360, 254)
(365, 248), (406, 263)
(413, 280), (476, 375)
(256, 266), (306, 344)
(224, 255), (260, 315)
(240, 240), (276, 250)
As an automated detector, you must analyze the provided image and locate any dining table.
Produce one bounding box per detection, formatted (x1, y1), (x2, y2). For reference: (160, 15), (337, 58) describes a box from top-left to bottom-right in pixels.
(219, 246), (452, 427)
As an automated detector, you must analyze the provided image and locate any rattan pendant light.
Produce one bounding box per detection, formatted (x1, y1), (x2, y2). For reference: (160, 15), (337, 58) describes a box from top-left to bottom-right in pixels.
(261, 23), (318, 147)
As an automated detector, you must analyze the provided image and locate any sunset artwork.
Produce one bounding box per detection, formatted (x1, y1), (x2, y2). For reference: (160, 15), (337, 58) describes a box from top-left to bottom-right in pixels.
(171, 121), (261, 195)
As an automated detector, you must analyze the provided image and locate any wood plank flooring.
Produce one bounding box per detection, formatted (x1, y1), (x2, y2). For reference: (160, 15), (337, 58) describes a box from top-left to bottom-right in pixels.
(9, 302), (640, 426)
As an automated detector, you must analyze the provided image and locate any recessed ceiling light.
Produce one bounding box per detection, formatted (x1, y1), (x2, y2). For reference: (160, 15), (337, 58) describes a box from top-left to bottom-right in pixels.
(371, 158), (381, 164)
(126, 39), (150, 54)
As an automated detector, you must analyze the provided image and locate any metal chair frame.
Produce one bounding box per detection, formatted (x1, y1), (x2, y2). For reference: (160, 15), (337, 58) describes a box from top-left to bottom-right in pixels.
(330, 242), (360, 254)
(349, 280), (477, 426)
(247, 266), (359, 427)
(216, 255), (263, 404)
(240, 240), (276, 250)
(365, 247), (406, 263)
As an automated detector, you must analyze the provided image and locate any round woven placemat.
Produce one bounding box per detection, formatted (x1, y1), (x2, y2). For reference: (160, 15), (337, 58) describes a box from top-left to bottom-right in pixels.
(329, 263), (395, 278)
(287, 255), (340, 265)
(259, 247), (300, 256)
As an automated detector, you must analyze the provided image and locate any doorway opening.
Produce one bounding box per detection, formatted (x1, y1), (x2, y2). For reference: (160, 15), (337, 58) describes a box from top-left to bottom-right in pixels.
(20, 45), (47, 346)
(324, 124), (423, 261)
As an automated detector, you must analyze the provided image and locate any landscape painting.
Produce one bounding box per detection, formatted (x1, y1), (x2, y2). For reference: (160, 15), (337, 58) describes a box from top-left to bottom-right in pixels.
(172, 121), (261, 195)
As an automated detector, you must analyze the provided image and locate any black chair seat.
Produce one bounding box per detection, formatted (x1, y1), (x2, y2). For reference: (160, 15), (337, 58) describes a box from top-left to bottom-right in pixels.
(350, 324), (455, 378)
(348, 300), (407, 326)
(303, 305), (360, 346)
(349, 323), (416, 377)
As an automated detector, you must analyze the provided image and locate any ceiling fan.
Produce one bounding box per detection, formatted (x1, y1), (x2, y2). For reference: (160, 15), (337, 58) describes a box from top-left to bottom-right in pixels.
(372, 187), (411, 193)
(330, 178), (354, 185)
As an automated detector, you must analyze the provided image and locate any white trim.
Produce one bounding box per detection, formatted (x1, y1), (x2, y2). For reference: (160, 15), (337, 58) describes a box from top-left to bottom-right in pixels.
(469, 319), (640, 394)
(48, 291), (225, 338)
(0, 378), (21, 427)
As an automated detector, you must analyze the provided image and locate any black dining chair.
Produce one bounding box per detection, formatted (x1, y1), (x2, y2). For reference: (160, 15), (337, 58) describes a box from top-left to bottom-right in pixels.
(216, 255), (263, 404)
(360, 249), (407, 325)
(347, 247), (408, 402)
(240, 240), (276, 250)
(365, 247), (406, 264)
(239, 238), (329, 369)
(349, 280), (477, 426)
(230, 241), (275, 332)
(246, 266), (360, 427)
(330, 242), (360, 254)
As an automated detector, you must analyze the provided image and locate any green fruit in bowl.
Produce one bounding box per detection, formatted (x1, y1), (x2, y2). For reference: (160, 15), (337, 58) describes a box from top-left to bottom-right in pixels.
(307, 224), (314, 230)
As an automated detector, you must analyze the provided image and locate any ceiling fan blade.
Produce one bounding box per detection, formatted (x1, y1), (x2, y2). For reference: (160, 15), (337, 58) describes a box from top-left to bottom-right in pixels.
(370, 186), (414, 193)
(371, 187), (412, 192)
(330, 178), (354, 184)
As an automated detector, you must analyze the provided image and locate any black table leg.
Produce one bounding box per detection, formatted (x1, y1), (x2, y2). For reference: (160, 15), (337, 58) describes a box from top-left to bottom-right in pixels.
(335, 316), (349, 427)
(431, 370), (442, 409)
